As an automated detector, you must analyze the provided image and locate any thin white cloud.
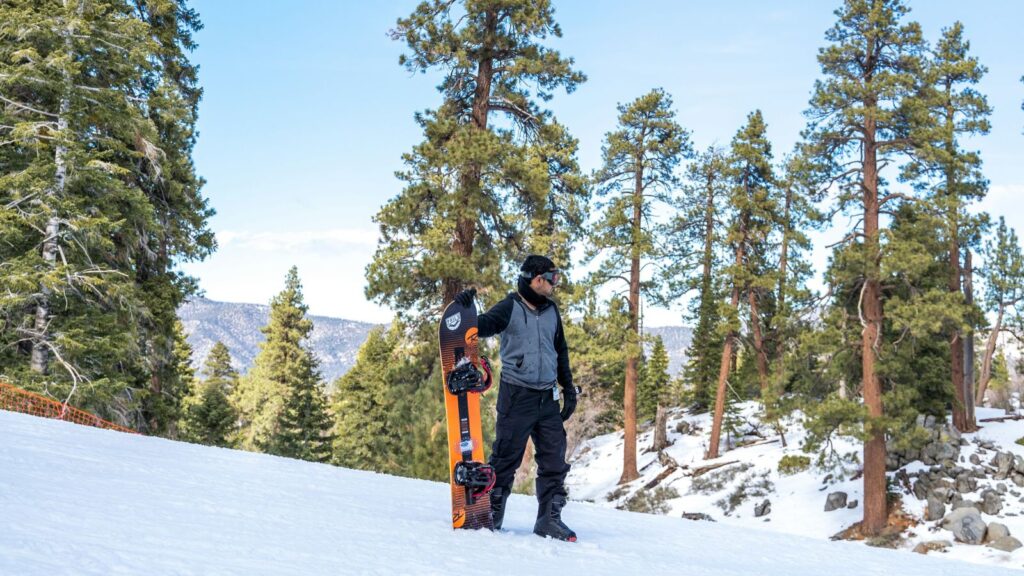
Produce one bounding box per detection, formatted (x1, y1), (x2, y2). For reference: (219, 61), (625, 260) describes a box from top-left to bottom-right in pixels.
(217, 228), (380, 252)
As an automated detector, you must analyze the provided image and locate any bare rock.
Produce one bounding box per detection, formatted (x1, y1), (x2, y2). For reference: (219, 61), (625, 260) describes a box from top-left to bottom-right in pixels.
(955, 473), (977, 494)
(913, 540), (952, 555)
(941, 507), (987, 545)
(925, 497), (945, 522)
(681, 512), (716, 522)
(824, 492), (848, 512)
(985, 522), (1011, 543)
(981, 489), (1003, 516)
(754, 499), (771, 517)
(994, 452), (1014, 479)
(987, 536), (1023, 552)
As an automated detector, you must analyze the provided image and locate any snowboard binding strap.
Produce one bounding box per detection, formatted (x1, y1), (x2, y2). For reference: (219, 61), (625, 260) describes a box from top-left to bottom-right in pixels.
(446, 356), (493, 395)
(453, 461), (496, 503)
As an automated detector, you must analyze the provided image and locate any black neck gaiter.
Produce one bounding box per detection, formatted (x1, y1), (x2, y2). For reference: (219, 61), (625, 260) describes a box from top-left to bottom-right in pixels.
(517, 276), (548, 308)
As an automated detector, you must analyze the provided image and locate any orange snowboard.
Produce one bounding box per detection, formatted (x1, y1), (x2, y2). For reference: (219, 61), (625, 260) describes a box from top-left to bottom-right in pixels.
(438, 300), (494, 530)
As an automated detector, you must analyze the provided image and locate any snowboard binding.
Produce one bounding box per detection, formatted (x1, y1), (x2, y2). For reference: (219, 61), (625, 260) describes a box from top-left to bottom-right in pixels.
(446, 356), (493, 395)
(453, 461), (496, 503)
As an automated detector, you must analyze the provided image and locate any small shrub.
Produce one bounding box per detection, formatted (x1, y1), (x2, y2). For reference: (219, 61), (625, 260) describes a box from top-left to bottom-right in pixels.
(605, 486), (628, 502)
(715, 470), (774, 515)
(777, 454), (812, 476)
(1015, 437), (1024, 447)
(618, 486), (680, 515)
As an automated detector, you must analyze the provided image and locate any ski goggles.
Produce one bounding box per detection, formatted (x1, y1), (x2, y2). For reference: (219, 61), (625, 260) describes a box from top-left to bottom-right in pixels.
(538, 270), (561, 286)
(521, 269), (562, 286)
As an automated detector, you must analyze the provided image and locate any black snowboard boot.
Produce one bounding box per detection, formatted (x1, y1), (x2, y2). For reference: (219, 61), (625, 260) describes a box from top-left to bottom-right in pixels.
(533, 494), (576, 542)
(490, 487), (510, 530)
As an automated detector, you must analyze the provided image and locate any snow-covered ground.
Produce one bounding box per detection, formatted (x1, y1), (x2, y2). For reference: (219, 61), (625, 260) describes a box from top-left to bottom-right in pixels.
(567, 402), (1024, 571)
(1, 410), (1020, 575)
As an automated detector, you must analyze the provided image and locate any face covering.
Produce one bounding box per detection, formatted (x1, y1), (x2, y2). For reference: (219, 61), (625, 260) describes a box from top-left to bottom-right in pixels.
(517, 275), (548, 307)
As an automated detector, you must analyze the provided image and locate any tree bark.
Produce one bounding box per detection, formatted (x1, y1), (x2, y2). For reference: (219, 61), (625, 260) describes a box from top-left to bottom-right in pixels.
(944, 110), (974, 432)
(708, 224), (745, 460)
(963, 249), (976, 426)
(861, 105), (887, 537)
(977, 305), (1004, 405)
(652, 404), (669, 452)
(748, 289), (769, 395)
(619, 160), (643, 484)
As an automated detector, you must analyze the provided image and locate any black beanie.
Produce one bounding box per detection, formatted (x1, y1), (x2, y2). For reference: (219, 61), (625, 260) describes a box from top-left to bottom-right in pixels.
(520, 255), (557, 278)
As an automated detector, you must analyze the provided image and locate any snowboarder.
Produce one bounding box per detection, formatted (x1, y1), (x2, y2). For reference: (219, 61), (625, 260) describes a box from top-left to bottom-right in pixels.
(454, 255), (578, 542)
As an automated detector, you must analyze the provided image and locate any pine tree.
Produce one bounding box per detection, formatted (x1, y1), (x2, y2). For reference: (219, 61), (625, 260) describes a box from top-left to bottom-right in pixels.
(368, 0), (587, 322)
(588, 88), (693, 484)
(201, 342), (238, 394)
(707, 110), (779, 460)
(803, 0), (929, 535)
(678, 147), (729, 411)
(179, 341), (237, 447)
(640, 336), (672, 452)
(232, 267), (327, 458)
(905, 21), (991, 431)
(332, 326), (399, 471)
(771, 150), (821, 389)
(0, 1), (213, 426)
(986, 349), (1011, 409)
(638, 337), (670, 423)
(0, 0), (154, 404)
(272, 365), (333, 463)
(977, 218), (1024, 404)
(179, 382), (236, 448)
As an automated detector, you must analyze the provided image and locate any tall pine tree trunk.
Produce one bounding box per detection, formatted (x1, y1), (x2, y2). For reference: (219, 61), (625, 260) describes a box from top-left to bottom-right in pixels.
(963, 249), (976, 425)
(977, 305), (1004, 405)
(946, 132), (975, 431)
(748, 289), (769, 395)
(861, 115), (887, 536)
(708, 221), (745, 460)
(707, 285), (739, 460)
(619, 165), (643, 484)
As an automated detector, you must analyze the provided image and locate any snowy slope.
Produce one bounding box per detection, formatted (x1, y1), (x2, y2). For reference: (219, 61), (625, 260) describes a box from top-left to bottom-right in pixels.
(1, 411), (1019, 575)
(567, 403), (1024, 571)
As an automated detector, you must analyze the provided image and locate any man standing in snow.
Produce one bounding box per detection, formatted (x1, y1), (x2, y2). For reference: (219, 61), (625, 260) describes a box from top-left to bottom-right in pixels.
(453, 255), (578, 542)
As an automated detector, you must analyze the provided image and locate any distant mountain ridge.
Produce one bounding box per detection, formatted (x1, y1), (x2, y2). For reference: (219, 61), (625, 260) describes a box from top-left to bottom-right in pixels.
(178, 298), (692, 383)
(646, 325), (693, 376)
(178, 297), (380, 383)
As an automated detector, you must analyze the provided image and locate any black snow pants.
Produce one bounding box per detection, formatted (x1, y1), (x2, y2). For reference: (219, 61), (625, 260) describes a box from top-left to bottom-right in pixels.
(489, 380), (570, 507)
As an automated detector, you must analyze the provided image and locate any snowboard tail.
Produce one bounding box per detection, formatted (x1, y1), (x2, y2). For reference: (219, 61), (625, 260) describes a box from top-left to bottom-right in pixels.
(439, 301), (494, 530)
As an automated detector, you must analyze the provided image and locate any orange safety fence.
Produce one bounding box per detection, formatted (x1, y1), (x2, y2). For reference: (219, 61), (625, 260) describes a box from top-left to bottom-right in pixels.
(0, 381), (138, 434)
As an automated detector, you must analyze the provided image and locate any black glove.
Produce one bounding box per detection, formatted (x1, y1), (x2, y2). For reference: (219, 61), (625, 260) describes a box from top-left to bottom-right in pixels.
(454, 288), (476, 308)
(560, 386), (578, 422)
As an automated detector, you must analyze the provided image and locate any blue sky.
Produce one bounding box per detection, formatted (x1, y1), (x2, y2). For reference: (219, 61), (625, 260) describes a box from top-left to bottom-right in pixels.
(180, 1), (1024, 325)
